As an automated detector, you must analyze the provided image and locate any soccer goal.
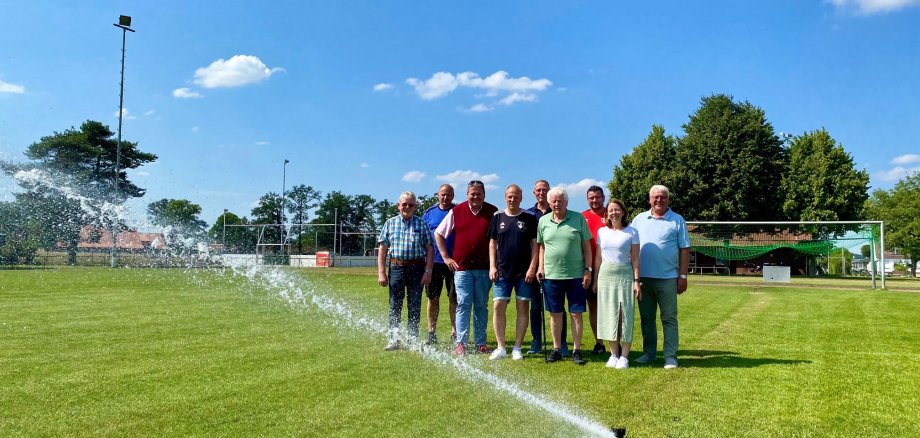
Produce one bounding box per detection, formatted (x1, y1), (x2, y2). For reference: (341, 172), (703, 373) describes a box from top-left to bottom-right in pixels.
(685, 221), (885, 289)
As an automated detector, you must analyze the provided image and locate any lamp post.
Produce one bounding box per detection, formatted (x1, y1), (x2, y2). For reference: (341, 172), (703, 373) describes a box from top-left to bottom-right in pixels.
(111, 15), (135, 269)
(281, 159), (289, 254)
(222, 208), (228, 252)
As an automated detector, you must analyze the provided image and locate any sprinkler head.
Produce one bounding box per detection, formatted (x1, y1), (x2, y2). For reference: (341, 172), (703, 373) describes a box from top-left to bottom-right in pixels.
(610, 427), (626, 437)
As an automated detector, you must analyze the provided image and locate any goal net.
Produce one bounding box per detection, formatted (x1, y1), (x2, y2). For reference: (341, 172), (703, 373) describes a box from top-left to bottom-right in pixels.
(686, 221), (884, 285)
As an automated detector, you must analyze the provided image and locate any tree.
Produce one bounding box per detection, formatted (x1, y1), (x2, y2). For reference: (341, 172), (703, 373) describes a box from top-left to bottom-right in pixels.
(0, 201), (42, 264)
(312, 191), (381, 255)
(781, 129), (869, 221)
(22, 120), (157, 200)
(674, 94), (787, 221)
(1, 120), (157, 263)
(866, 173), (920, 277)
(286, 185), (322, 253)
(147, 199), (208, 243)
(251, 193), (285, 250)
(861, 244), (871, 258)
(208, 211), (257, 253)
(609, 125), (679, 217)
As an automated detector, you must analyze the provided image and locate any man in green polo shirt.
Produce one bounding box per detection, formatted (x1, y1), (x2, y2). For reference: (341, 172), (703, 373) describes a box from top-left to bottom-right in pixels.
(537, 187), (593, 365)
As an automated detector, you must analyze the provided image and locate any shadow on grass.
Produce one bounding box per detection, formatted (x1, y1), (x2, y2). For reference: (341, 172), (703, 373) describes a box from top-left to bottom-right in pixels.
(654, 349), (811, 368)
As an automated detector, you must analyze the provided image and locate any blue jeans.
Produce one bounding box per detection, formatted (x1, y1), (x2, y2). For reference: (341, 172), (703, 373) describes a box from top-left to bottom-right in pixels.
(454, 269), (491, 347)
(388, 264), (424, 342)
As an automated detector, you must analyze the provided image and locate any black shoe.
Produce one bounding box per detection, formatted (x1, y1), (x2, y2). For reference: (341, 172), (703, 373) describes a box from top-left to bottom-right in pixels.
(426, 332), (437, 345)
(545, 349), (562, 363)
(573, 350), (586, 365)
(591, 343), (606, 355)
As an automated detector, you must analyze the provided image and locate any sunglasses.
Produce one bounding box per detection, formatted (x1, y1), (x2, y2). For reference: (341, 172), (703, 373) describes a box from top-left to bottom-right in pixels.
(400, 202), (416, 207)
(468, 180), (484, 187)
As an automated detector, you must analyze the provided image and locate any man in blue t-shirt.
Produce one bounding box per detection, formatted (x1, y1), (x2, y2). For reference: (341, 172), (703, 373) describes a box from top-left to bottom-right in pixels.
(422, 184), (457, 345)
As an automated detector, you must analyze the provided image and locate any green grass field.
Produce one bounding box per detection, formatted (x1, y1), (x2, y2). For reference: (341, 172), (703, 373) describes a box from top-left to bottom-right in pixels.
(2, 267), (919, 437)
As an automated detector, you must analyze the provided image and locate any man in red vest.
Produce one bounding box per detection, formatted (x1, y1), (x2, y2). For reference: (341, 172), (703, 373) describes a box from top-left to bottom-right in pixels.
(435, 180), (499, 356)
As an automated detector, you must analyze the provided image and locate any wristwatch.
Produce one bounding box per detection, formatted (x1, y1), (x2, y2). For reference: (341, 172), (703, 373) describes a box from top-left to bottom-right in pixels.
(679, 274), (688, 279)
(584, 267), (593, 273)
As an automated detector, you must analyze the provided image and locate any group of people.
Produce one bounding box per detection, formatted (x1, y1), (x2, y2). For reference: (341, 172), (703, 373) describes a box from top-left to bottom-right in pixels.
(376, 180), (689, 369)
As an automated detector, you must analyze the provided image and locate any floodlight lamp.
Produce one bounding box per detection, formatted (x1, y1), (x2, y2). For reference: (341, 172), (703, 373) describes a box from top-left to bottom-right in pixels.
(119, 15), (132, 27)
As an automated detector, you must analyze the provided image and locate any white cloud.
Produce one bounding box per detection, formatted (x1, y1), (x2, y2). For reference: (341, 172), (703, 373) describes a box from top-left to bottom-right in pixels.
(436, 170), (500, 190)
(192, 55), (283, 89)
(557, 178), (607, 199)
(373, 83), (393, 92)
(144, 109), (156, 116)
(402, 170), (426, 182)
(892, 154), (920, 165)
(829, 0), (920, 14)
(499, 92), (537, 106)
(254, 141), (270, 146)
(113, 108), (136, 120)
(406, 72), (461, 100)
(875, 166), (920, 182)
(469, 103), (493, 113)
(192, 126), (200, 133)
(360, 162), (370, 168)
(0, 80), (25, 94)
(135, 171), (150, 177)
(172, 87), (203, 99)
(405, 70), (552, 108)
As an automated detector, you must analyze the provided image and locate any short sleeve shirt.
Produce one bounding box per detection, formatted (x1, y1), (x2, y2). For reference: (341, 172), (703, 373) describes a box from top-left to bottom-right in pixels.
(378, 215), (432, 260)
(423, 204), (454, 263)
(597, 226), (640, 264)
(582, 209), (606, 260)
(488, 211), (538, 278)
(630, 208), (691, 279)
(537, 209), (592, 279)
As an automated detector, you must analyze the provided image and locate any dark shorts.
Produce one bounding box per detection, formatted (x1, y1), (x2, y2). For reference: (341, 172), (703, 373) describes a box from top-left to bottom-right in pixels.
(426, 263), (457, 300)
(543, 278), (587, 314)
(585, 289), (598, 300)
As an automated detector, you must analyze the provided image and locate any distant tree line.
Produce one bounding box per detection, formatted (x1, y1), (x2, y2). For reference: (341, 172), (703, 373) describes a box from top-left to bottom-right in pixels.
(3, 99), (919, 268)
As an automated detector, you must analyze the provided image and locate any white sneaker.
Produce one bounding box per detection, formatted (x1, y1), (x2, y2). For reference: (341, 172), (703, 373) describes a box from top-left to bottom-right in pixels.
(511, 347), (524, 360)
(489, 348), (508, 360)
(635, 353), (655, 364)
(606, 354), (619, 368)
(664, 357), (679, 369)
(616, 357), (629, 369)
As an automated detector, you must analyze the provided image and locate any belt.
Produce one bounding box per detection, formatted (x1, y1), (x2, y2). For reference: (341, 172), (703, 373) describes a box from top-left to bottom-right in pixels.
(389, 257), (424, 266)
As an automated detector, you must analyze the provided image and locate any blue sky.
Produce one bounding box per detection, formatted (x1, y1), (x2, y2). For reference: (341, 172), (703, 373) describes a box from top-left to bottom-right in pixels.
(1, 0), (919, 228)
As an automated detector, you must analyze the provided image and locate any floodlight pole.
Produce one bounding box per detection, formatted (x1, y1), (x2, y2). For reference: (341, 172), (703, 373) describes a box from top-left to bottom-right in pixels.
(222, 208), (228, 251)
(281, 159), (289, 255)
(111, 15), (135, 269)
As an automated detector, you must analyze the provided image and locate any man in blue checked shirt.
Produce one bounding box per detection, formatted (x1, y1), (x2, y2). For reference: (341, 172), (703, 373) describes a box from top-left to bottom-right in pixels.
(377, 191), (435, 351)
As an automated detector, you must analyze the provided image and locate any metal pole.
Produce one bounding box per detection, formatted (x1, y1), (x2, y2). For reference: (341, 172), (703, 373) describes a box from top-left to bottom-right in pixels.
(222, 208), (228, 251)
(880, 221), (886, 289)
(281, 159), (289, 255)
(110, 17), (134, 268)
(333, 208), (338, 255)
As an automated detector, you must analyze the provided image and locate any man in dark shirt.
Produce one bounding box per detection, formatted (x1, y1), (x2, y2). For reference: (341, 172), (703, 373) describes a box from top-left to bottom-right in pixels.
(488, 184), (539, 360)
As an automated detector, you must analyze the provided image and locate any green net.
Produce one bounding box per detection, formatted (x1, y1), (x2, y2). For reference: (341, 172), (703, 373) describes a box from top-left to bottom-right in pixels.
(687, 222), (879, 261)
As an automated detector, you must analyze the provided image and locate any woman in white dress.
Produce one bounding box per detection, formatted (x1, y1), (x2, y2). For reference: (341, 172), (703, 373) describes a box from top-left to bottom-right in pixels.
(591, 199), (641, 369)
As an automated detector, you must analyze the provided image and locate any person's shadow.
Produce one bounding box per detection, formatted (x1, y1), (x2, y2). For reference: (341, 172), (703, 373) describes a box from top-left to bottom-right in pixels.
(658, 349), (811, 368)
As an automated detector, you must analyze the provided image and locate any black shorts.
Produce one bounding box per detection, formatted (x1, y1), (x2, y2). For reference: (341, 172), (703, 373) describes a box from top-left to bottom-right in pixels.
(426, 263), (457, 300)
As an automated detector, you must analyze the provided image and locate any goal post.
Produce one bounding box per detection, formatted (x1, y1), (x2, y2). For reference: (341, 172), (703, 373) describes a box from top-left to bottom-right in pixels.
(685, 220), (885, 289)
